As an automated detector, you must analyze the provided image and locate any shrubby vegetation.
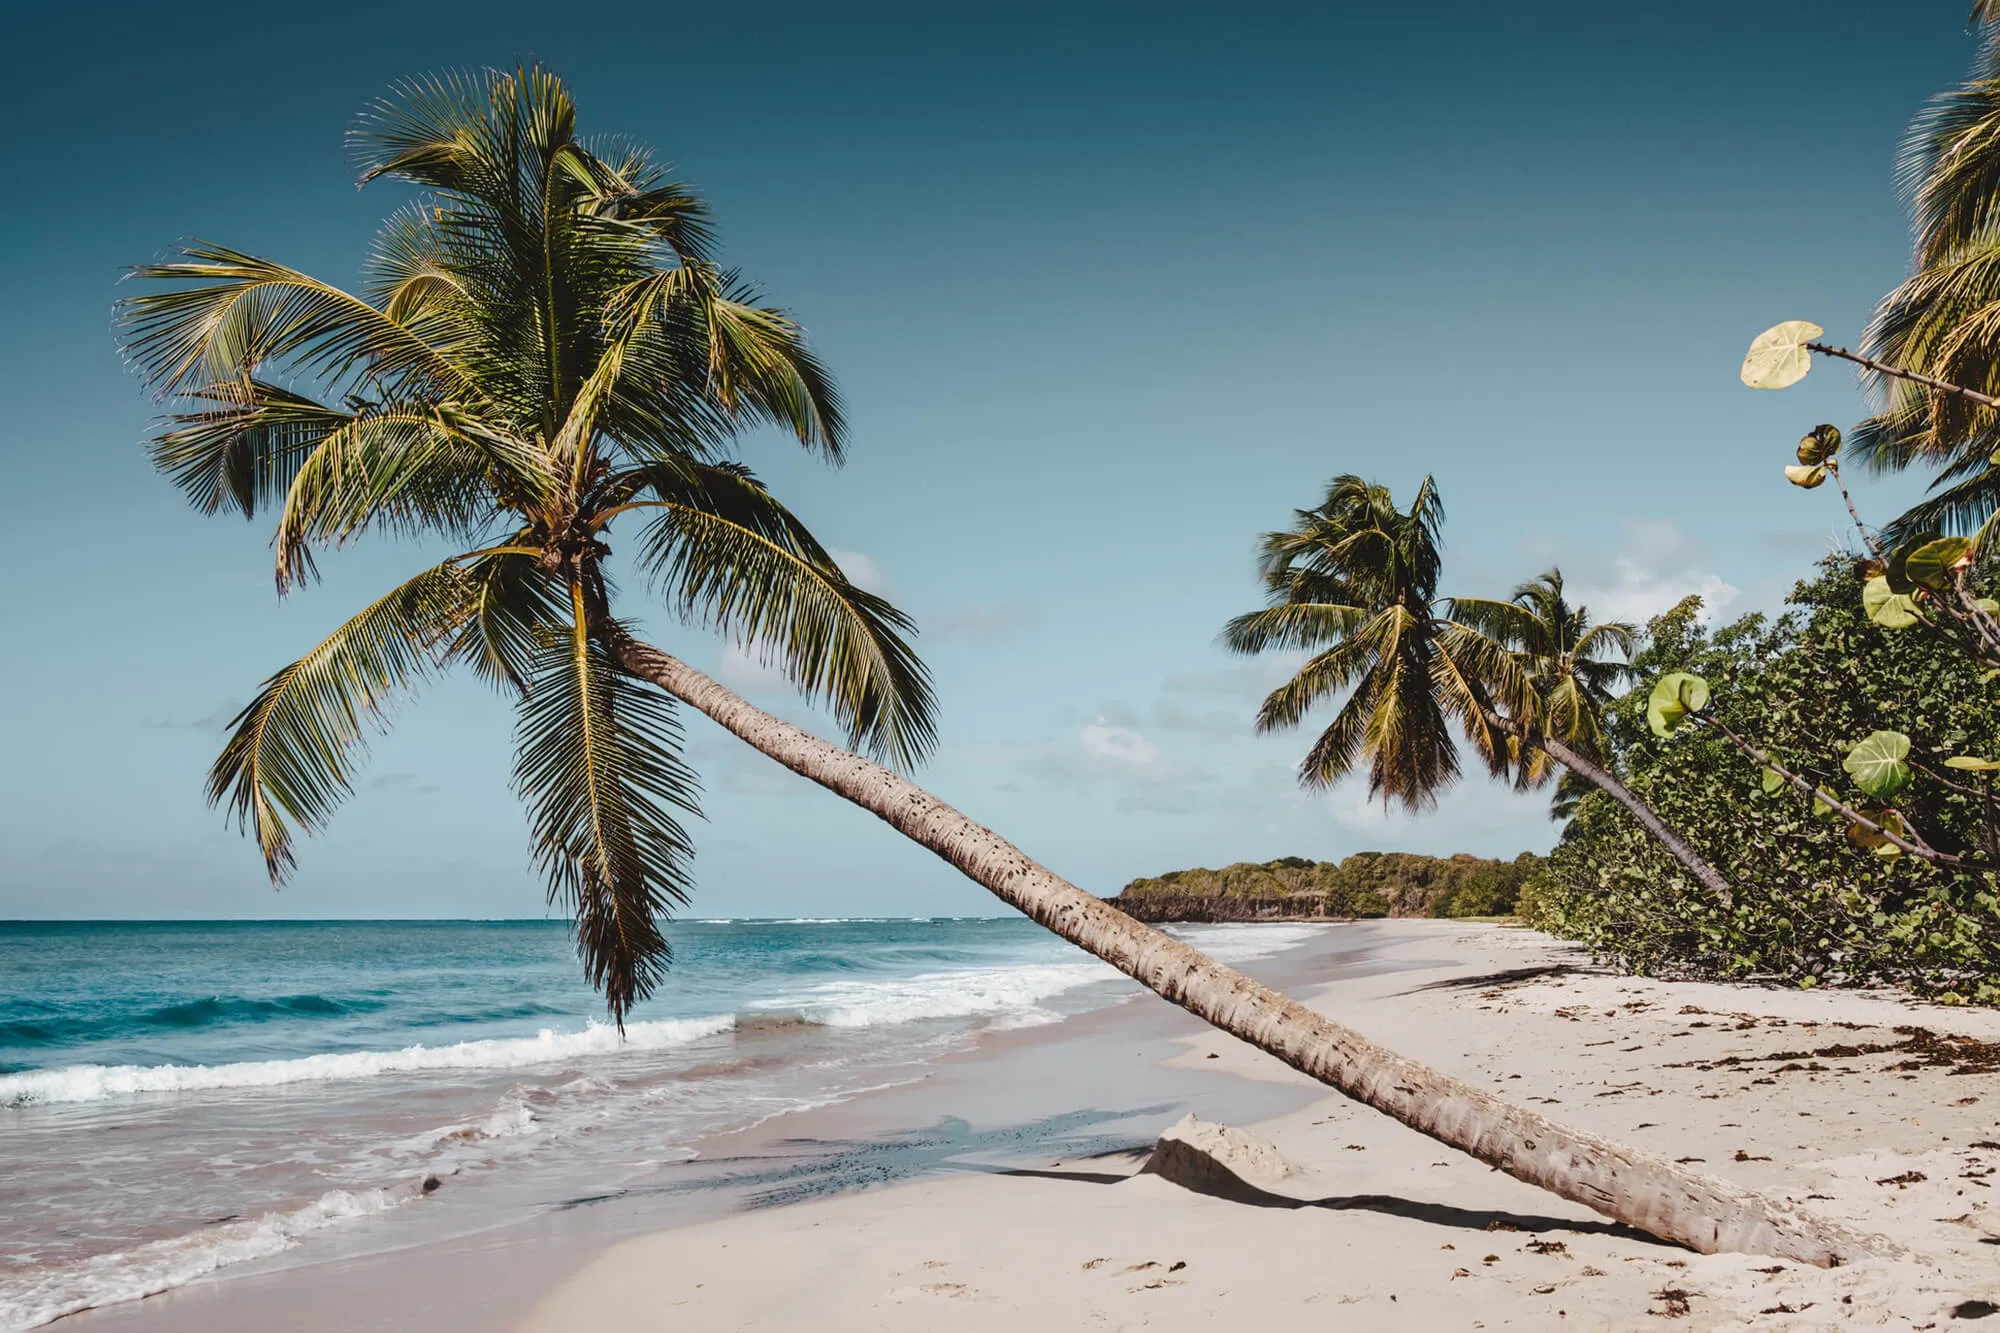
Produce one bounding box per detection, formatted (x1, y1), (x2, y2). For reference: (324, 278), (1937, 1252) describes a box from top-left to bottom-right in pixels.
(1116, 851), (1541, 922)
(1521, 561), (2000, 1002)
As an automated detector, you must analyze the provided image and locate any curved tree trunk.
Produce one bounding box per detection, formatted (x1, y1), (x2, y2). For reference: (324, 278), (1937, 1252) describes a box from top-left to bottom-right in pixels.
(1484, 710), (1736, 909)
(611, 631), (1863, 1265)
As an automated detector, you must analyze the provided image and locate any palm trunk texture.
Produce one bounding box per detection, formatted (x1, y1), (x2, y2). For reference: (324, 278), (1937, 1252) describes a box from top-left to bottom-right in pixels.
(612, 633), (1864, 1265)
(1485, 711), (1736, 909)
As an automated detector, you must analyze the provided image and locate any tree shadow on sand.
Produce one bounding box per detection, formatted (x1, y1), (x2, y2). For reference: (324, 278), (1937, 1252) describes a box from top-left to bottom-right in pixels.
(993, 1161), (1669, 1245)
(561, 1107), (1173, 1211)
(560, 1104), (1671, 1247)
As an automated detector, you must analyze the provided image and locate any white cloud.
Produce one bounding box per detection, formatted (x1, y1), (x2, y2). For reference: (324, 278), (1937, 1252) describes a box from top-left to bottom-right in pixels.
(1080, 715), (1160, 769)
(1566, 520), (1740, 626)
(715, 640), (790, 694)
(827, 549), (892, 598)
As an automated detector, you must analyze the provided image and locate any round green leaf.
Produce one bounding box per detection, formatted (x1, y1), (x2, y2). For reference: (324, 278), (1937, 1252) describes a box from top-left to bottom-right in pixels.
(1945, 756), (2000, 771)
(1884, 536), (1939, 594)
(1797, 424), (1842, 465)
(1784, 464), (1828, 489)
(1843, 730), (1913, 800)
(1863, 575), (1923, 629)
(1761, 766), (1786, 795)
(1812, 788), (1838, 818)
(1977, 598), (2000, 616)
(1903, 536), (1974, 590)
(1741, 320), (1825, 390)
(1647, 671), (1710, 738)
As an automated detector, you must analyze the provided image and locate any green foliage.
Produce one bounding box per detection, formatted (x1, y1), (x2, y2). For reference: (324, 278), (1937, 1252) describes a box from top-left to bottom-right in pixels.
(1863, 575), (1924, 628)
(1646, 671), (1709, 738)
(1906, 537), (1975, 590)
(1521, 560), (2000, 1001)
(1842, 730), (1914, 800)
(1115, 851), (1542, 922)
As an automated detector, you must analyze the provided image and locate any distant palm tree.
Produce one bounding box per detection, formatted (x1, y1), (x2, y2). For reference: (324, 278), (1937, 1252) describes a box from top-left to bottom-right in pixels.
(1225, 481), (1733, 904)
(1220, 476), (1514, 804)
(121, 71), (1845, 1260)
(1450, 569), (1635, 796)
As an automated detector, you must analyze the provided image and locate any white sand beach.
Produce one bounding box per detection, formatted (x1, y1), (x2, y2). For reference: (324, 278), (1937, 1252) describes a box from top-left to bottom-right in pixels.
(521, 921), (2000, 1331)
(61, 920), (2000, 1331)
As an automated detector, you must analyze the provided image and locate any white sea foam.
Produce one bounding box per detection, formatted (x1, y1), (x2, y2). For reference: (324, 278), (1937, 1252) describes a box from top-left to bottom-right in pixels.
(0, 1014), (735, 1107)
(0, 1186), (407, 1330)
(763, 959), (1116, 1028)
(1170, 923), (1326, 964)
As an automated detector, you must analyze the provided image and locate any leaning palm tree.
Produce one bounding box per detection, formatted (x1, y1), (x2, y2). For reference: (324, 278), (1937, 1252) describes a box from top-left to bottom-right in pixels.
(1225, 482), (1735, 904)
(1451, 569), (1637, 796)
(122, 69), (1857, 1263)
(1220, 476), (1515, 805)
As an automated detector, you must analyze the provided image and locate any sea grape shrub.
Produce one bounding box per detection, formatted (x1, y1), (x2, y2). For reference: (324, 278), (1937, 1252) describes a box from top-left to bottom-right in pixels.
(1521, 559), (2000, 1001)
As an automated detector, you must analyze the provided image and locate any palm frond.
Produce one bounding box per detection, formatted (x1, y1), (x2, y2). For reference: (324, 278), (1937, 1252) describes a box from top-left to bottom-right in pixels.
(149, 379), (356, 518)
(270, 406), (532, 587)
(120, 244), (474, 402)
(514, 588), (700, 1024)
(1251, 634), (1378, 735)
(629, 461), (936, 768)
(1444, 595), (1541, 649)
(447, 550), (566, 693)
(211, 560), (479, 880)
(1221, 601), (1371, 654)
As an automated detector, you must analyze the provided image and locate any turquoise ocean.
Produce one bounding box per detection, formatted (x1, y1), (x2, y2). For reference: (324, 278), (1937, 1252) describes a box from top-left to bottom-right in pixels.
(0, 918), (1320, 1329)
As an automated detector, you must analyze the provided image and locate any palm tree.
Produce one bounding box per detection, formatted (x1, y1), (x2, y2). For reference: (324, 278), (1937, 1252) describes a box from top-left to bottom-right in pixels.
(122, 70), (1853, 1263)
(1853, 32), (2000, 543)
(1220, 476), (1514, 805)
(1224, 482), (1735, 904)
(1451, 570), (1640, 806)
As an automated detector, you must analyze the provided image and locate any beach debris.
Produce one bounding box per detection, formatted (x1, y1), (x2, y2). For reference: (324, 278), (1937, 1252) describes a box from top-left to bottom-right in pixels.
(1876, 1171), (1929, 1188)
(1952, 1299), (2000, 1319)
(1138, 1114), (1297, 1201)
(1649, 1286), (1696, 1318)
(421, 1175), (441, 1194)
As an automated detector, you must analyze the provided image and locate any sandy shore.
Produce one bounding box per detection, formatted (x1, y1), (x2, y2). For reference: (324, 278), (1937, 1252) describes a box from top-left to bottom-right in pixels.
(522, 921), (2000, 1331)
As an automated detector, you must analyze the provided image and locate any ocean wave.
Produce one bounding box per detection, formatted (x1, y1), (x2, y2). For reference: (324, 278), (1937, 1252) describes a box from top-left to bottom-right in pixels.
(0, 1184), (410, 1330)
(760, 959), (1115, 1029)
(0, 1015), (735, 1108)
(1169, 922), (1326, 964)
(141, 993), (376, 1028)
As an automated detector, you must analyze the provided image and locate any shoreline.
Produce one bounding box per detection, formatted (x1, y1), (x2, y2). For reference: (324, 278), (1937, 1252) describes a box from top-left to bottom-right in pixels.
(63, 920), (2000, 1329)
(524, 922), (2000, 1331)
(54, 921), (1376, 1332)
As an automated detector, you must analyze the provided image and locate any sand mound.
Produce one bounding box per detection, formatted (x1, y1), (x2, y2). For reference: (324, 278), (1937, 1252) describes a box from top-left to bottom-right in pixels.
(1138, 1113), (1297, 1201)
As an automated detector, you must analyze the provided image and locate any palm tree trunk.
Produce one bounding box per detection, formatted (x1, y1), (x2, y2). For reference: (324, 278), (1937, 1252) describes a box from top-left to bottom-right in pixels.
(1485, 711), (1735, 909)
(609, 630), (1862, 1264)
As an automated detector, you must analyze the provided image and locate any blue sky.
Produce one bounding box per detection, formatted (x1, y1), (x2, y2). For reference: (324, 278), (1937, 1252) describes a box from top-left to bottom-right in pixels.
(0, 1), (1980, 919)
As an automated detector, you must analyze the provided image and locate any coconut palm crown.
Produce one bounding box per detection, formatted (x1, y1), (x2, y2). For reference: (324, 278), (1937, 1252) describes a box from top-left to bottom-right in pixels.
(1220, 475), (1517, 806)
(1449, 570), (1637, 791)
(118, 68), (935, 1021)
